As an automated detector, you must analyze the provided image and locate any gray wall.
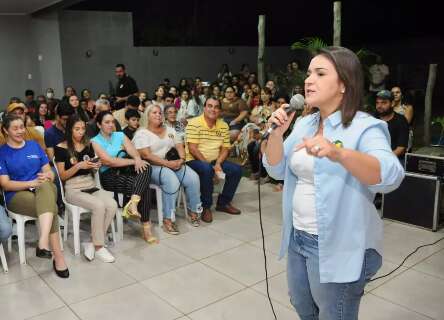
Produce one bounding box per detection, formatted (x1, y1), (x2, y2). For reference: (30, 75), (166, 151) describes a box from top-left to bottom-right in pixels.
(0, 10), (298, 109)
(0, 15), (41, 109)
(59, 10), (297, 97)
(32, 11), (64, 98)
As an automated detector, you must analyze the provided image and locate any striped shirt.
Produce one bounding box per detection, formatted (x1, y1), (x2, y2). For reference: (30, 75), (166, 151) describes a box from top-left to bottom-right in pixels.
(185, 115), (231, 161)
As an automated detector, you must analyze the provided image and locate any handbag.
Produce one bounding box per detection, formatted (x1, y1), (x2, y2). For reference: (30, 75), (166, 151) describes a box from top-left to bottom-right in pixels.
(165, 147), (180, 161)
(113, 150), (136, 176)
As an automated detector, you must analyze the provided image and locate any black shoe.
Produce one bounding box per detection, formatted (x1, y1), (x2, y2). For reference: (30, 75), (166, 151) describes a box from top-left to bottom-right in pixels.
(53, 260), (69, 278)
(36, 247), (52, 259)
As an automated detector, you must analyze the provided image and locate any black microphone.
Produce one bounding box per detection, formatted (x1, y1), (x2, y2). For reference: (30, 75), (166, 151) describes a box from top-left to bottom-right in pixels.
(262, 94), (305, 140)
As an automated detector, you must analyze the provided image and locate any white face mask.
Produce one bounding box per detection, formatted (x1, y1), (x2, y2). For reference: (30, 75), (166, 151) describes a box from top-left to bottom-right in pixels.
(46, 92), (54, 99)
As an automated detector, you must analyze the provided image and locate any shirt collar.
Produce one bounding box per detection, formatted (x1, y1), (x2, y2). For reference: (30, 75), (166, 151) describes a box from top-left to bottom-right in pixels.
(323, 110), (342, 128)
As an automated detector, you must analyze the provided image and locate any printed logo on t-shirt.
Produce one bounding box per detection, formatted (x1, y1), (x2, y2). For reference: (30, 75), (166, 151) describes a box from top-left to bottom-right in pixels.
(168, 133), (175, 139)
(27, 155), (40, 159)
(215, 130), (222, 137)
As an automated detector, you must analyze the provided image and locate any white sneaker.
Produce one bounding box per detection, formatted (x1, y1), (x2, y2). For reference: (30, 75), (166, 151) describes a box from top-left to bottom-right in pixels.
(95, 247), (115, 263)
(83, 242), (95, 261)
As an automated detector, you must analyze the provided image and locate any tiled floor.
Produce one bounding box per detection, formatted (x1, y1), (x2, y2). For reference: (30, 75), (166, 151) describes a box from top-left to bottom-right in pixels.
(1, 177), (444, 319)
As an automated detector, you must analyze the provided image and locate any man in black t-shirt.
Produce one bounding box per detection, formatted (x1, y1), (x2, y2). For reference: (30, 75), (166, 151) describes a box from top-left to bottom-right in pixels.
(114, 63), (139, 110)
(375, 90), (409, 160)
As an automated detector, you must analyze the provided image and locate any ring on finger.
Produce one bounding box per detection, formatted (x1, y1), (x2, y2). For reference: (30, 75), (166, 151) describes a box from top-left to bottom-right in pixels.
(311, 145), (321, 153)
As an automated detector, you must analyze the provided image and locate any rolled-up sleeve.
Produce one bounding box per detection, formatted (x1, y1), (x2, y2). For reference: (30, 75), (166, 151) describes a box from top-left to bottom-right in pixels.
(262, 153), (286, 180)
(358, 123), (405, 194)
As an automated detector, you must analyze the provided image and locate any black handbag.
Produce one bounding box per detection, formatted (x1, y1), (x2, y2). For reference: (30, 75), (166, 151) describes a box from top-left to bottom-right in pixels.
(165, 147), (180, 161)
(113, 150), (136, 176)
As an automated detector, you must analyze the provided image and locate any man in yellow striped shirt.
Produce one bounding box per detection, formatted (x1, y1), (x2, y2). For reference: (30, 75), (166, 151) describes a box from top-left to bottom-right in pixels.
(186, 97), (242, 223)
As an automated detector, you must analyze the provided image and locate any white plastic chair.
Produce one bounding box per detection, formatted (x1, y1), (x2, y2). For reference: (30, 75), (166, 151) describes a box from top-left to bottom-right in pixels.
(53, 164), (116, 256)
(2, 194), (64, 265)
(0, 242), (8, 273)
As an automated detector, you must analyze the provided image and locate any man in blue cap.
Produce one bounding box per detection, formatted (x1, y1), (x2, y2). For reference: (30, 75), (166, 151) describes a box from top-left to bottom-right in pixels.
(375, 90), (409, 160)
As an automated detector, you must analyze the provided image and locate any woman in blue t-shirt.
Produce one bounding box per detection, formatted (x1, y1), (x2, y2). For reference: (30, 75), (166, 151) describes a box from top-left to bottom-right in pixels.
(91, 111), (156, 244)
(0, 114), (69, 278)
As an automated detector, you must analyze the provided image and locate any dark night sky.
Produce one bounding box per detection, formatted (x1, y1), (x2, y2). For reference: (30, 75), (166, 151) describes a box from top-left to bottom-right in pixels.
(69, 0), (442, 50)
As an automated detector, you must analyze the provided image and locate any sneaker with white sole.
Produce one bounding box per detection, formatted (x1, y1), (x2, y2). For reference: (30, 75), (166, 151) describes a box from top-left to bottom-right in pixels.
(83, 242), (95, 261)
(95, 247), (115, 263)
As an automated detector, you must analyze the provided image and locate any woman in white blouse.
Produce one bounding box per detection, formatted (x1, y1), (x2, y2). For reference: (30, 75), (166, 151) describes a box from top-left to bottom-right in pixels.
(133, 105), (202, 234)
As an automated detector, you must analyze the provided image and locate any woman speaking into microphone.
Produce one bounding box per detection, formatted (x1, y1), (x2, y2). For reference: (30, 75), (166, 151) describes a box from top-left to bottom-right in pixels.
(263, 46), (404, 320)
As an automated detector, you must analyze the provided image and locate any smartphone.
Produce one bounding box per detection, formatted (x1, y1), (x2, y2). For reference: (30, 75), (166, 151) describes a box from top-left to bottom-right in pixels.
(90, 157), (100, 163)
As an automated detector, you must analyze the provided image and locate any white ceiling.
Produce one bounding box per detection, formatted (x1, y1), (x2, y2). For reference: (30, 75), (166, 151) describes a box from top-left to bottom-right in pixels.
(0, 0), (63, 14)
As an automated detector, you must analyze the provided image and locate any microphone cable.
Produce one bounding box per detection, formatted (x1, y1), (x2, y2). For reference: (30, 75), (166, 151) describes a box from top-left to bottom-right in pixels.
(370, 235), (444, 282)
(257, 151), (278, 320)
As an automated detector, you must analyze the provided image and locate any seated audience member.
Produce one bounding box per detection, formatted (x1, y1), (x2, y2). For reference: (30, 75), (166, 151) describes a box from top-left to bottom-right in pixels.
(33, 102), (54, 129)
(0, 114), (69, 278)
(36, 95), (47, 106)
(164, 93), (175, 107)
(176, 89), (201, 125)
(375, 90), (409, 160)
(45, 88), (60, 116)
(164, 104), (185, 144)
(250, 87), (275, 130)
(91, 111), (156, 244)
(134, 105), (202, 234)
(81, 89), (96, 117)
(62, 86), (76, 103)
(212, 85), (223, 101)
(24, 89), (38, 115)
(0, 205), (12, 243)
(0, 103), (46, 151)
(186, 98), (242, 223)
(86, 99), (122, 138)
(123, 109), (140, 140)
(221, 86), (249, 143)
(67, 95), (89, 122)
(55, 115), (117, 262)
(138, 91), (148, 103)
(169, 86), (179, 99)
(113, 95), (143, 129)
(391, 86), (414, 151)
(247, 83), (261, 109)
(152, 85), (166, 111)
(44, 103), (74, 161)
(247, 128), (266, 180)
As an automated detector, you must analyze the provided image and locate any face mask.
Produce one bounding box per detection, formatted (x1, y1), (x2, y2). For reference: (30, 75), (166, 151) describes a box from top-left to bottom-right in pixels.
(46, 92), (54, 99)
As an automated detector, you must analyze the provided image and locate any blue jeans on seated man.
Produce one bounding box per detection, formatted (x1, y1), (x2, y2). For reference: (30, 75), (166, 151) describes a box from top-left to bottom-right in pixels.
(287, 228), (382, 320)
(0, 205), (12, 242)
(150, 165), (202, 219)
(187, 160), (242, 209)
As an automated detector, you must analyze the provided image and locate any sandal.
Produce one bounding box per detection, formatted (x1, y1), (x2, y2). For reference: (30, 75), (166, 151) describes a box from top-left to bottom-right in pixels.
(122, 195), (141, 220)
(142, 222), (158, 244)
(187, 212), (200, 227)
(162, 219), (180, 235)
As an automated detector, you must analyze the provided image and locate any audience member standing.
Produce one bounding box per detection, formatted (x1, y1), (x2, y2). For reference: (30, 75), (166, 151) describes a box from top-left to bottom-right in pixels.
(114, 63), (139, 110)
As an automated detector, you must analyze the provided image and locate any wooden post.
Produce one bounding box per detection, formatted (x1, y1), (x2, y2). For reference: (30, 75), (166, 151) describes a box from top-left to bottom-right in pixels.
(333, 2), (341, 46)
(258, 15), (265, 87)
(424, 64), (438, 145)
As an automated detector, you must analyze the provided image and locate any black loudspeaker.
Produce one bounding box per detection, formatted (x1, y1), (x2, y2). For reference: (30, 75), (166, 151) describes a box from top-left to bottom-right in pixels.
(382, 172), (444, 231)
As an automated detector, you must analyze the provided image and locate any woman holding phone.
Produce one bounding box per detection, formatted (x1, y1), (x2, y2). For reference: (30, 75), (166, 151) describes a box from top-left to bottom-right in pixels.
(55, 114), (118, 263)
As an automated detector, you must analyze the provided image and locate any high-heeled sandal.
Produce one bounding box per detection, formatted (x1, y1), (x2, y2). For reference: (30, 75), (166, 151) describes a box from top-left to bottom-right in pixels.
(122, 195), (141, 220)
(142, 223), (158, 244)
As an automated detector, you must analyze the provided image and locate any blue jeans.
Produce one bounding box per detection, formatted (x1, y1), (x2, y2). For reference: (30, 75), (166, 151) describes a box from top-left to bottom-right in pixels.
(0, 205), (12, 242)
(287, 228), (382, 320)
(150, 165), (202, 219)
(187, 160), (242, 208)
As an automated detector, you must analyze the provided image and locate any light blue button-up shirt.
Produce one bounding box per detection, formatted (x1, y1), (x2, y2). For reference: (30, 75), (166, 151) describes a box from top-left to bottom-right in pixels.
(263, 111), (405, 283)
